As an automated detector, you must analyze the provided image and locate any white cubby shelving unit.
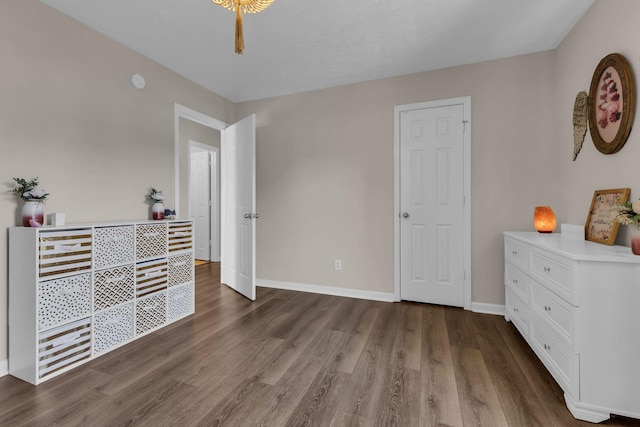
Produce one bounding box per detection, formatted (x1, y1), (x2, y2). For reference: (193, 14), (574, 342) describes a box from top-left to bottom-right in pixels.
(9, 220), (194, 385)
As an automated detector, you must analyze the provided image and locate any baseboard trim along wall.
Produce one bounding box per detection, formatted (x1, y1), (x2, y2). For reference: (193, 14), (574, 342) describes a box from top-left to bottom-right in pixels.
(259, 279), (505, 315)
(257, 279), (396, 302)
(0, 359), (7, 377)
(471, 302), (505, 316)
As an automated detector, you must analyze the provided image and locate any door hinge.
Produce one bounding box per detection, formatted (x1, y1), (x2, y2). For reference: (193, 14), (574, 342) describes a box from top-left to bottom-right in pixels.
(462, 120), (468, 132)
(462, 196), (466, 207)
(463, 270), (467, 282)
(208, 240), (212, 246)
(209, 200), (212, 206)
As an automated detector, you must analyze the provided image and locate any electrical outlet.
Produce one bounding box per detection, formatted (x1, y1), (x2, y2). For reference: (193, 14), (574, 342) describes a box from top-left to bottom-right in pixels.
(334, 259), (342, 271)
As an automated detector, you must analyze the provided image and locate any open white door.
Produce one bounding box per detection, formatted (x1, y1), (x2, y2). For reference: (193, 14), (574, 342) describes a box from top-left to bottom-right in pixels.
(221, 114), (256, 300)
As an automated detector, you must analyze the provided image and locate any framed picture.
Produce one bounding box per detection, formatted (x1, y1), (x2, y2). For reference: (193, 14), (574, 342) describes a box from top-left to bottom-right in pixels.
(588, 53), (635, 154)
(585, 188), (630, 245)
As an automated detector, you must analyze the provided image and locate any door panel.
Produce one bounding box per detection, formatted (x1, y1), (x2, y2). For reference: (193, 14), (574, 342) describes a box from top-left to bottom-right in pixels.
(221, 114), (256, 301)
(400, 104), (464, 306)
(190, 150), (210, 260)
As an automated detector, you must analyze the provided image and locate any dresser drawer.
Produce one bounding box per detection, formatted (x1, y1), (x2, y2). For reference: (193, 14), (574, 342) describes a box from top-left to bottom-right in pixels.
(530, 249), (573, 303)
(93, 226), (134, 269)
(38, 273), (92, 330)
(505, 261), (529, 302)
(530, 318), (578, 395)
(505, 237), (529, 271)
(531, 281), (575, 349)
(506, 288), (530, 337)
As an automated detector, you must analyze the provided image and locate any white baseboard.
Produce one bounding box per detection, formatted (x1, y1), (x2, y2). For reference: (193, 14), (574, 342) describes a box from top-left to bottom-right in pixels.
(0, 359), (7, 377)
(257, 279), (396, 302)
(258, 279), (504, 314)
(471, 302), (505, 316)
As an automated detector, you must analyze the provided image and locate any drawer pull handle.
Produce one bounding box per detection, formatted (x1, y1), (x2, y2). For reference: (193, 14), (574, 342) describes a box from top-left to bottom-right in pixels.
(57, 287), (78, 296)
(144, 271), (163, 278)
(544, 305), (551, 312)
(512, 250), (517, 255)
(543, 266), (551, 273)
(544, 344), (551, 351)
(512, 279), (518, 284)
(143, 232), (160, 238)
(513, 307), (518, 312)
(57, 243), (81, 252)
(172, 261), (187, 267)
(106, 275), (125, 283)
(109, 236), (124, 243)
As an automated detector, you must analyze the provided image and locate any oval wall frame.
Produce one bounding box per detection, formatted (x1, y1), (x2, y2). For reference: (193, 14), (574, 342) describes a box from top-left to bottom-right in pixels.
(588, 53), (635, 155)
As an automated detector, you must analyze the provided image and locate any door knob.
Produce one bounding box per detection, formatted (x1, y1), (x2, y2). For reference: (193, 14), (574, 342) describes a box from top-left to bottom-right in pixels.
(402, 212), (410, 218)
(244, 213), (251, 219)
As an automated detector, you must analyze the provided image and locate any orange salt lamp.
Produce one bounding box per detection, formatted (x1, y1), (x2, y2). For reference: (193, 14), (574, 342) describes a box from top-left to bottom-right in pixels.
(534, 206), (556, 233)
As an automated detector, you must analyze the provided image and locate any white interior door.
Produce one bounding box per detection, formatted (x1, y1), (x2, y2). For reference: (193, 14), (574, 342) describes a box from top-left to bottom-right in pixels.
(190, 149), (211, 260)
(399, 103), (465, 306)
(221, 114), (256, 301)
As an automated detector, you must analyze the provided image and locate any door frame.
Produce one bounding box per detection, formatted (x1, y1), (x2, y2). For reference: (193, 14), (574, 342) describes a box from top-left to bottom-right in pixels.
(174, 103), (227, 219)
(393, 96), (472, 309)
(188, 141), (220, 262)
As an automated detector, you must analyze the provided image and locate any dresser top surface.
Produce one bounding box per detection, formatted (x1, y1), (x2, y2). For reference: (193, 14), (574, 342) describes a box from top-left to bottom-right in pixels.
(504, 231), (640, 264)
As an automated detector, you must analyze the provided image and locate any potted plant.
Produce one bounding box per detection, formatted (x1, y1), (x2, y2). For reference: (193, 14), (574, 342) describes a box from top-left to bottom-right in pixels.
(616, 200), (640, 255)
(9, 177), (49, 227)
(147, 187), (166, 220)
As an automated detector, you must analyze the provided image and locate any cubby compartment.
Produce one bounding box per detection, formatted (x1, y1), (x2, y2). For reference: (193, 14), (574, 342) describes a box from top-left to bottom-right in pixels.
(94, 264), (135, 311)
(93, 226), (135, 269)
(94, 303), (134, 355)
(38, 317), (92, 380)
(136, 292), (167, 336)
(38, 273), (92, 330)
(136, 223), (167, 261)
(135, 258), (168, 297)
(168, 283), (194, 322)
(168, 253), (194, 287)
(38, 228), (92, 279)
(168, 222), (193, 253)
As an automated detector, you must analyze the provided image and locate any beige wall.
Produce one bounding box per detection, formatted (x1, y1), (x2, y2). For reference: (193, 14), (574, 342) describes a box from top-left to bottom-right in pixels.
(553, 0), (640, 246)
(0, 1), (234, 363)
(236, 51), (560, 302)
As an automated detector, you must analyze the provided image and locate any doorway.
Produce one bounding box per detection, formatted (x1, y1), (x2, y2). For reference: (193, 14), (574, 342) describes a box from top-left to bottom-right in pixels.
(394, 97), (471, 309)
(189, 141), (220, 262)
(174, 104), (257, 301)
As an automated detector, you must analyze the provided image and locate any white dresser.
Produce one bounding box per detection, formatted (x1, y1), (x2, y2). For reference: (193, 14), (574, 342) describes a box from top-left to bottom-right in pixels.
(9, 220), (195, 385)
(504, 231), (640, 423)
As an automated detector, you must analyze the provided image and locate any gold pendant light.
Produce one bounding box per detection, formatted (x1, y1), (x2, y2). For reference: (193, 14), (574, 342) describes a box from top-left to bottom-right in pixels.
(212, 0), (274, 54)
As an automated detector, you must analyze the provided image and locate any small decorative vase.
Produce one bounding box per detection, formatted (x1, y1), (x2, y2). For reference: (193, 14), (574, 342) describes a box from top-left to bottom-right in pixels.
(22, 199), (44, 227)
(152, 202), (165, 220)
(631, 224), (640, 255)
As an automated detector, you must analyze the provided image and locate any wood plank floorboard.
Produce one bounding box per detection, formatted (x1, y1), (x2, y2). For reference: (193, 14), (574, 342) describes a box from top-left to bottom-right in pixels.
(1, 262), (639, 426)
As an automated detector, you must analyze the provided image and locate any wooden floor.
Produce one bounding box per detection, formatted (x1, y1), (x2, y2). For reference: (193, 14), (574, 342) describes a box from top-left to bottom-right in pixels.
(1, 263), (638, 426)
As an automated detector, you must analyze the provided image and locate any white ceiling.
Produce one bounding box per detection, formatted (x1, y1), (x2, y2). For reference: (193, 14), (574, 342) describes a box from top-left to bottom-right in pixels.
(41, 0), (595, 103)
